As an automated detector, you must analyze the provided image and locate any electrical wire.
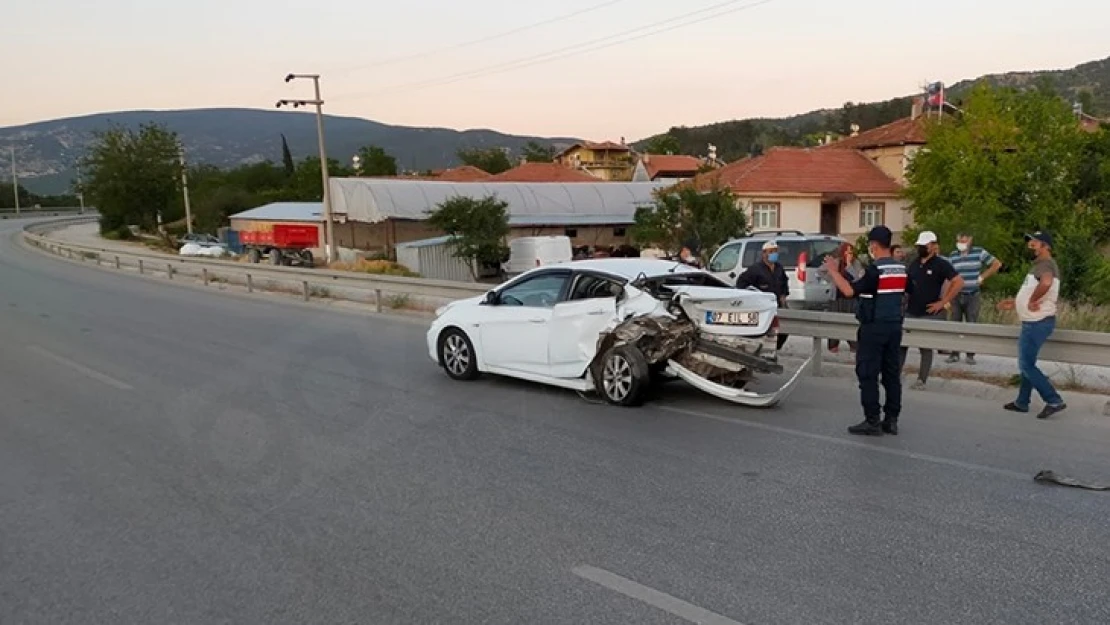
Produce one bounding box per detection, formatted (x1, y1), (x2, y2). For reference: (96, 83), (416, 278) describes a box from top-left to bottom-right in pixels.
(332, 0), (629, 76)
(331, 0), (777, 101)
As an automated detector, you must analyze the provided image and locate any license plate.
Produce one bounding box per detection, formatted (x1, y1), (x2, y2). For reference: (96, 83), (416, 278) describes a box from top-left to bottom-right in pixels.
(705, 311), (759, 325)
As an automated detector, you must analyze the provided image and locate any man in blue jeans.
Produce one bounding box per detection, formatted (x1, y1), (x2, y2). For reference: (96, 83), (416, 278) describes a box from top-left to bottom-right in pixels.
(998, 231), (1067, 419)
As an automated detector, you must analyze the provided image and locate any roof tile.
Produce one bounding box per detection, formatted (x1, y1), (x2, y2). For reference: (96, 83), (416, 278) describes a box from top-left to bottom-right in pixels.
(640, 154), (703, 178)
(693, 147), (902, 195)
(487, 162), (599, 182)
(821, 116), (928, 150)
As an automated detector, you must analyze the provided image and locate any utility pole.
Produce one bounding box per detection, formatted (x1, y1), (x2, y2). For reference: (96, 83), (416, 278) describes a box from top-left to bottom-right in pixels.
(10, 148), (19, 215)
(277, 73), (334, 264)
(179, 146), (193, 234)
(76, 163), (85, 214)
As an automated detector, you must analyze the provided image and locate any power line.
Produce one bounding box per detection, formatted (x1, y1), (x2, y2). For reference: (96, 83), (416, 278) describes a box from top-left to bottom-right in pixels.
(332, 0), (629, 76)
(332, 0), (775, 101)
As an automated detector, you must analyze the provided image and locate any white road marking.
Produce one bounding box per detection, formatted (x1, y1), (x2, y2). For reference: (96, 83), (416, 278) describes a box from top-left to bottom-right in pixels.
(572, 565), (746, 625)
(27, 345), (134, 391)
(657, 405), (1028, 480)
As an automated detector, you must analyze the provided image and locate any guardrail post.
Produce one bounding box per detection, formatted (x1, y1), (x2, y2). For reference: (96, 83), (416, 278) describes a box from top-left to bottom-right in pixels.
(247, 273), (253, 293)
(376, 289), (383, 313)
(167, 264), (174, 279)
(114, 256), (120, 270)
(138, 259), (144, 275)
(203, 268), (209, 286)
(811, 337), (824, 377)
(302, 280), (310, 301)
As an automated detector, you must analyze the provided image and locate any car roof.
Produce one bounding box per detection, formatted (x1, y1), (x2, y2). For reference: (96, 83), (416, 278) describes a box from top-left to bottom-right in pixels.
(547, 258), (705, 280)
(724, 232), (846, 245)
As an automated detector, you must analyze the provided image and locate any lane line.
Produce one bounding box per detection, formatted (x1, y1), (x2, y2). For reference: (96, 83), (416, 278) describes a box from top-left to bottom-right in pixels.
(27, 345), (134, 391)
(572, 565), (746, 625)
(657, 405), (1028, 480)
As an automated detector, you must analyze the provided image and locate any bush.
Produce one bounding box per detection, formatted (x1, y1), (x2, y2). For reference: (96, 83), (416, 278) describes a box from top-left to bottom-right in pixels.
(329, 259), (419, 277)
(102, 225), (135, 241)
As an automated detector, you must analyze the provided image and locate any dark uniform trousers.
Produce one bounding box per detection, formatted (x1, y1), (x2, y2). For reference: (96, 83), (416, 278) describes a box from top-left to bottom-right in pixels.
(856, 321), (903, 423)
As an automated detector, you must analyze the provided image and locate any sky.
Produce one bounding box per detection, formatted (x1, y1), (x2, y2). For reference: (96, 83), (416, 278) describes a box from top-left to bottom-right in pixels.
(4, 0), (1109, 140)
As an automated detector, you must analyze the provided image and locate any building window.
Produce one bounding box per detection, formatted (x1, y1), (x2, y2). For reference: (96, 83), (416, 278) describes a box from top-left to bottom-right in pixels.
(564, 228), (578, 238)
(859, 202), (885, 229)
(613, 227), (627, 237)
(751, 202), (780, 230)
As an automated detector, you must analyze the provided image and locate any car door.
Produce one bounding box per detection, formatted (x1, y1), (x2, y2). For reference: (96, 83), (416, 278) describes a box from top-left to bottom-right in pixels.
(707, 242), (743, 284)
(478, 269), (570, 375)
(547, 272), (625, 378)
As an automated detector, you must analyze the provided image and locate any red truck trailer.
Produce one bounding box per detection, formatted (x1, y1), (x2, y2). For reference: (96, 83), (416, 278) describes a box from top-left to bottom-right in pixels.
(240, 224), (318, 267)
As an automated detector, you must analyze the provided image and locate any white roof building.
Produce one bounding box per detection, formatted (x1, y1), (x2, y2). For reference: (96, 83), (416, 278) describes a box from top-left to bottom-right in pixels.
(327, 178), (671, 227)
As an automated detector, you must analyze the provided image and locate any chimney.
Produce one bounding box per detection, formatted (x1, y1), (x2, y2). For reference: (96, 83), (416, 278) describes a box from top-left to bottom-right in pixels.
(824, 132), (832, 145)
(519, 155), (527, 166)
(619, 136), (626, 145)
(642, 153), (650, 164)
(911, 96), (924, 120)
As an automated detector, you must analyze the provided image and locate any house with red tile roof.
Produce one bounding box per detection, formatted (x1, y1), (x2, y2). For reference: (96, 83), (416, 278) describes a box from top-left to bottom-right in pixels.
(433, 165), (492, 182)
(554, 140), (634, 180)
(630, 154), (707, 183)
(486, 161), (599, 183)
(819, 102), (930, 185)
(692, 146), (913, 242)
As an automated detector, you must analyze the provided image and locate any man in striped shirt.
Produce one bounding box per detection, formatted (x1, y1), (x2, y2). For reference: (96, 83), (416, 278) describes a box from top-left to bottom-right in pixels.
(946, 232), (1002, 365)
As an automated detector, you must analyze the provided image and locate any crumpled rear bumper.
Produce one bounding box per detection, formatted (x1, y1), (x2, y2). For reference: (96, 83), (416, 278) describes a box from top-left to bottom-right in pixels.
(665, 353), (814, 408)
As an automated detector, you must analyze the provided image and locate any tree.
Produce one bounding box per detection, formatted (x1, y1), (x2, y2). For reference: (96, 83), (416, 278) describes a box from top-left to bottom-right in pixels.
(425, 194), (510, 278)
(281, 134), (295, 177)
(631, 183), (748, 262)
(285, 156), (352, 201)
(644, 134), (681, 155)
(521, 141), (556, 163)
(456, 147), (513, 174)
(356, 145), (399, 176)
(82, 123), (181, 233)
(905, 83), (1105, 301)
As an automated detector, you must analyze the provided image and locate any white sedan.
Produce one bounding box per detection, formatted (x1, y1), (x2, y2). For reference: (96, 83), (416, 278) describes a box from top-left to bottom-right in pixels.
(427, 258), (811, 407)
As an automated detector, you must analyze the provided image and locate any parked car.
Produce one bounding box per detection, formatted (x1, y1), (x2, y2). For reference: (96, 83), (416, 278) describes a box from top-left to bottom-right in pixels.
(428, 258), (811, 408)
(178, 233), (222, 247)
(707, 230), (847, 310)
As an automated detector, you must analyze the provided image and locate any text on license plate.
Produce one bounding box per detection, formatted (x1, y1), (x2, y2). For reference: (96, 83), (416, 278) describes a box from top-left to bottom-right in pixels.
(705, 311), (759, 325)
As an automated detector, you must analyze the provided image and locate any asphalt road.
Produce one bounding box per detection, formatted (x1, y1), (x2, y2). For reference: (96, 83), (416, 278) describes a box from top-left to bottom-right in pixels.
(2, 217), (1109, 625)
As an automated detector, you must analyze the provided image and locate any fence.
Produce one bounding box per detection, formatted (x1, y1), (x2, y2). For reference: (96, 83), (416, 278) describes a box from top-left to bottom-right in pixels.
(22, 216), (1110, 370)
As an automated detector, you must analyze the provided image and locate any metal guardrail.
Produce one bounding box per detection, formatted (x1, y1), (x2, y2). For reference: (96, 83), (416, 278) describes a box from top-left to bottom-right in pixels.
(23, 217), (1110, 371)
(22, 217), (489, 309)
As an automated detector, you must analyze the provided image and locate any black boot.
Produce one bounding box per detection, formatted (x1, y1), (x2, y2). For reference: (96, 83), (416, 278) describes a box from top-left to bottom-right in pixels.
(848, 420), (883, 436)
(881, 419), (898, 435)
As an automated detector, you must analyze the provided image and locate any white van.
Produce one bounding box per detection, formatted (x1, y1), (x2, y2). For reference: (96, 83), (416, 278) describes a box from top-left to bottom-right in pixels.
(503, 236), (573, 277)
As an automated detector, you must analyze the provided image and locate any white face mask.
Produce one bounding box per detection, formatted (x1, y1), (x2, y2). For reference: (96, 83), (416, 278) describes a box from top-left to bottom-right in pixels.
(956, 242), (969, 252)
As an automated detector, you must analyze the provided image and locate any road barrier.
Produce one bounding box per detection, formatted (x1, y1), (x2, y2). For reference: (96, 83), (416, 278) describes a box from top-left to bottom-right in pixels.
(22, 217), (1110, 370)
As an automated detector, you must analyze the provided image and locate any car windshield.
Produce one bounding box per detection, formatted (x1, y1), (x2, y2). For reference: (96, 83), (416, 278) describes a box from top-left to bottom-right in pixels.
(773, 239), (844, 267)
(634, 271), (733, 296)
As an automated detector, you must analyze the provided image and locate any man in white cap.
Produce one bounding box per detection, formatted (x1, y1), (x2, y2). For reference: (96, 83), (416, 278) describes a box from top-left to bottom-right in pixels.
(735, 239), (790, 349)
(901, 230), (964, 389)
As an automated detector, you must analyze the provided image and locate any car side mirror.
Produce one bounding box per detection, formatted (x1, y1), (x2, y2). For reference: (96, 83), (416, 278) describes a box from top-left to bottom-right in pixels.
(483, 290), (498, 305)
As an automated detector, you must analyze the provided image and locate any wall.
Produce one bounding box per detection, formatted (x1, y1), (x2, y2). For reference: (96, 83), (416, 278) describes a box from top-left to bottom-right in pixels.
(736, 195), (821, 233)
(837, 197), (914, 243)
(860, 145), (915, 184)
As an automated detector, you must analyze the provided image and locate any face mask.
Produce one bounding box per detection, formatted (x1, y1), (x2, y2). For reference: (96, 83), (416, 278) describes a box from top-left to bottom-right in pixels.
(956, 242), (969, 252)
(767, 252), (779, 263)
(916, 245), (930, 259)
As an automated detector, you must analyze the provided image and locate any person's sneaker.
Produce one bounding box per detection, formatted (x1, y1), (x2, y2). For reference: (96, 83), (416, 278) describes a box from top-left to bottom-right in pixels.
(946, 354), (960, 364)
(848, 420), (883, 436)
(1003, 402), (1029, 413)
(910, 380), (927, 391)
(1036, 403), (1067, 419)
(966, 355), (977, 365)
(881, 420), (898, 435)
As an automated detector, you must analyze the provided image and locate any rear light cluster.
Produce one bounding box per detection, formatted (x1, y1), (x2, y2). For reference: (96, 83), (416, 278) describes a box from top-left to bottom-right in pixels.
(796, 251), (807, 282)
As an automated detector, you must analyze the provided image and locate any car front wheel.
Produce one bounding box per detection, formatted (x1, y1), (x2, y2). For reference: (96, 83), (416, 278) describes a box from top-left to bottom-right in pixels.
(598, 344), (650, 407)
(438, 328), (479, 381)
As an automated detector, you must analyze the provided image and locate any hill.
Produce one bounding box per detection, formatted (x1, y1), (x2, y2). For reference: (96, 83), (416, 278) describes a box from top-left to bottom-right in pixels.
(636, 55), (1110, 161)
(0, 108), (580, 195)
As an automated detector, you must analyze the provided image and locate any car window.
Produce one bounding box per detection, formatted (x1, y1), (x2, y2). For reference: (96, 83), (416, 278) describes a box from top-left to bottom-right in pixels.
(764, 239), (843, 268)
(568, 274), (622, 300)
(708, 243), (741, 272)
(498, 273), (568, 307)
(741, 243), (761, 268)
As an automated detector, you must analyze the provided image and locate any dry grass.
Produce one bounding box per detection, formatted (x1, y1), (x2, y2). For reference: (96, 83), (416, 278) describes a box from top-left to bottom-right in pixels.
(328, 259), (419, 278)
(977, 295), (1110, 333)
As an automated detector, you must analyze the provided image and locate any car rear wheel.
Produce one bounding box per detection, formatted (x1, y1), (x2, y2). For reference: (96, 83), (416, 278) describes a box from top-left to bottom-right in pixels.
(598, 345), (650, 407)
(438, 328), (479, 381)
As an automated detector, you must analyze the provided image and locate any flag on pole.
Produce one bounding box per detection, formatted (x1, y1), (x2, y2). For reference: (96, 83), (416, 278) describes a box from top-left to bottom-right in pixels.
(925, 81), (945, 115)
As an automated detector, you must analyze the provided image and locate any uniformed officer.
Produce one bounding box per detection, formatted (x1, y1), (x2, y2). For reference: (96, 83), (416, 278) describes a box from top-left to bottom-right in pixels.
(822, 226), (907, 436)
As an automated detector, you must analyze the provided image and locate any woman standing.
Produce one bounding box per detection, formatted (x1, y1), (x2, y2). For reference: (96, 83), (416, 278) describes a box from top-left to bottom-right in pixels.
(828, 243), (864, 354)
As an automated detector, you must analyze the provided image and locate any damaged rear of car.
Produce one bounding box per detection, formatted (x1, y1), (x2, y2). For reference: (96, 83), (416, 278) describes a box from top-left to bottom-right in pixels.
(589, 270), (811, 408)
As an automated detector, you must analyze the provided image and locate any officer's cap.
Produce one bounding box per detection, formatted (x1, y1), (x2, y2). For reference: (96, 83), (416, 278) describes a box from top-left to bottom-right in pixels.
(867, 226), (893, 247)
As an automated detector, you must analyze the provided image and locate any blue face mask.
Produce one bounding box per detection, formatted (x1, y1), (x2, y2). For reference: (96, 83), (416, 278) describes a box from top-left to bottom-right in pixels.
(767, 252), (779, 263)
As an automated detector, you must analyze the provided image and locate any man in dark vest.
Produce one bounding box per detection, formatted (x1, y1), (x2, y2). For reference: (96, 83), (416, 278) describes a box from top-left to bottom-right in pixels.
(822, 226), (907, 436)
